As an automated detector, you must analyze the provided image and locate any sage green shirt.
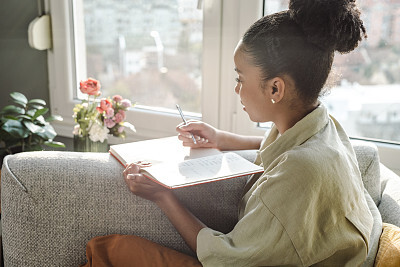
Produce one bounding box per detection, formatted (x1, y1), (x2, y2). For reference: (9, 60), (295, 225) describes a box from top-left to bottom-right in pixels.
(197, 104), (373, 266)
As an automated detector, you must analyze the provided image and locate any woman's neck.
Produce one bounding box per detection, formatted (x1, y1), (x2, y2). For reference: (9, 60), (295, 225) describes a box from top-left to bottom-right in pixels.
(274, 102), (319, 134)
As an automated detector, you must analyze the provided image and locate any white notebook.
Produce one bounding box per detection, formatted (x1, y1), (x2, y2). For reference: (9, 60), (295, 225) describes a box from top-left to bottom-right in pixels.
(110, 136), (263, 189)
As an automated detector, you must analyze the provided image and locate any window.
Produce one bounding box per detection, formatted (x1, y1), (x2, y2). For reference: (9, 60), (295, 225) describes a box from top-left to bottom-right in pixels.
(47, 0), (400, 144)
(259, 0), (400, 144)
(47, 0), (224, 141)
(47, 0), (399, 173)
(81, 0), (203, 114)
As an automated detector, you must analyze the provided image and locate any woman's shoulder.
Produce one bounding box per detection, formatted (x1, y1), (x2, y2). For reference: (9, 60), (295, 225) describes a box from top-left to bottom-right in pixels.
(255, 137), (361, 207)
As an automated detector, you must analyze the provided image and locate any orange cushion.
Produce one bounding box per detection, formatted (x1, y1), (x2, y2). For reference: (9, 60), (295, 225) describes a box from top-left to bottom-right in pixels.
(374, 223), (400, 267)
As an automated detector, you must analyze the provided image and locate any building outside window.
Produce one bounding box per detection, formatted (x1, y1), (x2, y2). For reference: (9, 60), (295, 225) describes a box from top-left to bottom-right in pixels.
(81, 0), (203, 114)
(264, 0), (400, 143)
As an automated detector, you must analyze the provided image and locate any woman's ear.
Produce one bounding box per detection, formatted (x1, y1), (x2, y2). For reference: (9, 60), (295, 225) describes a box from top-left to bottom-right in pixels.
(267, 77), (285, 104)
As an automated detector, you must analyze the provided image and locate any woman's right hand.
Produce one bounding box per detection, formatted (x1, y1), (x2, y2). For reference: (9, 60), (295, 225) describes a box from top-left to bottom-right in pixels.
(176, 120), (219, 149)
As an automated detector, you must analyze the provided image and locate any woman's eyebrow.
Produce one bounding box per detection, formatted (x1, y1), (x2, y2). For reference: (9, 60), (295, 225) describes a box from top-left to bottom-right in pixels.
(234, 67), (242, 73)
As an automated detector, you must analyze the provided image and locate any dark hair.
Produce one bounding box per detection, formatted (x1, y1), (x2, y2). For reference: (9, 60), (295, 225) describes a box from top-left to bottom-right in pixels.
(240, 0), (367, 106)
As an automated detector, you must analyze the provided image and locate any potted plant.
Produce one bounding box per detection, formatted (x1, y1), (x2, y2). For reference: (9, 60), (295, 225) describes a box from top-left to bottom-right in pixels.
(0, 92), (65, 166)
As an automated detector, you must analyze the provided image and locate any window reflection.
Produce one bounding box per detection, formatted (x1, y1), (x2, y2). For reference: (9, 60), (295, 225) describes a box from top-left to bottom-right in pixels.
(82, 0), (203, 113)
(263, 0), (400, 142)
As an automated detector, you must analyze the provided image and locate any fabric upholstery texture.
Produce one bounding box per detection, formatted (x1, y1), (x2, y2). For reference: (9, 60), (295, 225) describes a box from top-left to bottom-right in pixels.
(352, 140), (381, 206)
(1, 151), (248, 266)
(0, 142), (399, 267)
(378, 164), (400, 227)
(374, 223), (400, 267)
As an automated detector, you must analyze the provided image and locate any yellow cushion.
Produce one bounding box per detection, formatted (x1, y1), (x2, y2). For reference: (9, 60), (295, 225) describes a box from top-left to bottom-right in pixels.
(374, 223), (400, 267)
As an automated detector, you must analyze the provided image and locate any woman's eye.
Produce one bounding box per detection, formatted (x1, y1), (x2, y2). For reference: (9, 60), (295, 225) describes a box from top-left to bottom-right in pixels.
(235, 77), (242, 83)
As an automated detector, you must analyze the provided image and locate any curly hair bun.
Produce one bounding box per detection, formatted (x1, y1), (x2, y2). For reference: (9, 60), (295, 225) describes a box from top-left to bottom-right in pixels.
(289, 0), (367, 53)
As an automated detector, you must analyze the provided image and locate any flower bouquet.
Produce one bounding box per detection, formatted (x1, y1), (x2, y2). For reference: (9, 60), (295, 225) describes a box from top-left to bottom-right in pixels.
(96, 95), (135, 139)
(72, 78), (135, 152)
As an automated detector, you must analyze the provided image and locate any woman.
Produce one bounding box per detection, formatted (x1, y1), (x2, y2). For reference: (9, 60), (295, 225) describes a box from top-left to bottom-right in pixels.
(84, 0), (373, 266)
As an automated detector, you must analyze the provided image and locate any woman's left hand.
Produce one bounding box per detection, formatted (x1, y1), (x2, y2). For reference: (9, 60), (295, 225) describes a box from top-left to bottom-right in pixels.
(123, 162), (171, 203)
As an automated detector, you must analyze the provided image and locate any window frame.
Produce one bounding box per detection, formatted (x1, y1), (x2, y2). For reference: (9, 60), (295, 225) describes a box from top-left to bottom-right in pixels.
(46, 0), (224, 142)
(46, 0), (400, 175)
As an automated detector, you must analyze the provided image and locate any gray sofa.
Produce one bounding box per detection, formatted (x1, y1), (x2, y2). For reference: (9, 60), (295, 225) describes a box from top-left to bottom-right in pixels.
(1, 140), (400, 266)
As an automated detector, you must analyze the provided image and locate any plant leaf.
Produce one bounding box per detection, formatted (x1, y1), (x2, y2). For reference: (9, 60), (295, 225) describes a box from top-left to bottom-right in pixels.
(10, 92), (28, 105)
(28, 99), (46, 106)
(1, 105), (25, 115)
(36, 124), (57, 140)
(122, 122), (136, 132)
(23, 121), (45, 134)
(1, 120), (29, 138)
(36, 115), (46, 125)
(45, 115), (63, 122)
(30, 104), (45, 110)
(14, 100), (27, 108)
(44, 141), (66, 148)
(33, 108), (49, 120)
(26, 109), (36, 117)
(17, 115), (32, 121)
(4, 115), (19, 120)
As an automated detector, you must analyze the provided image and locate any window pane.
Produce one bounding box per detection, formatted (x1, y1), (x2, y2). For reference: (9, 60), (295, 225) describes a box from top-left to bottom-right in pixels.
(80, 0), (203, 114)
(264, 0), (400, 142)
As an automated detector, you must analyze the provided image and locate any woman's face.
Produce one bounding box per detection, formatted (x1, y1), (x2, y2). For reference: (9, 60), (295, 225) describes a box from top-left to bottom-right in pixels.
(233, 44), (272, 122)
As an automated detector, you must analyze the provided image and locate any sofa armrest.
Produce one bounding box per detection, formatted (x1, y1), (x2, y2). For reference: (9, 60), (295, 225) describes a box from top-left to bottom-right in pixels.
(1, 151), (252, 267)
(351, 140), (381, 207)
(378, 163), (400, 227)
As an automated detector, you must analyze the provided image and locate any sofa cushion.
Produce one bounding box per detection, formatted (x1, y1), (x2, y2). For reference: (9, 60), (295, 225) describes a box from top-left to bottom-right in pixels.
(352, 140), (381, 206)
(378, 164), (400, 227)
(374, 223), (400, 267)
(1, 151), (248, 266)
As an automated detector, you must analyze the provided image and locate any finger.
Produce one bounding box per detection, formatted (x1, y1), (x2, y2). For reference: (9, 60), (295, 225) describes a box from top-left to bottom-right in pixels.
(176, 122), (186, 129)
(126, 163), (141, 172)
(124, 163), (135, 173)
(182, 140), (199, 147)
(125, 173), (137, 181)
(192, 135), (209, 144)
(135, 161), (152, 167)
(178, 133), (195, 142)
(177, 121), (200, 132)
(125, 173), (139, 182)
(197, 136), (209, 144)
(126, 175), (162, 192)
(134, 174), (161, 186)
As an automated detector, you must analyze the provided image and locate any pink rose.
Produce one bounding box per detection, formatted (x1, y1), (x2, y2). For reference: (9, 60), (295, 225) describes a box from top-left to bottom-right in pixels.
(118, 126), (125, 133)
(113, 112), (124, 123)
(104, 118), (116, 128)
(100, 99), (112, 112)
(121, 99), (132, 108)
(118, 110), (126, 121)
(80, 78), (101, 96)
(106, 108), (114, 118)
(112, 95), (123, 102)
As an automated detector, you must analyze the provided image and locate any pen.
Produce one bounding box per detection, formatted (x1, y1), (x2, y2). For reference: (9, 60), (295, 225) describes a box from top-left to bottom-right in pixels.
(176, 104), (197, 144)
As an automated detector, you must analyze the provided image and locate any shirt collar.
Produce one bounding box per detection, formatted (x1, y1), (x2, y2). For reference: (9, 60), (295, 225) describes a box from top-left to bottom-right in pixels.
(259, 104), (330, 168)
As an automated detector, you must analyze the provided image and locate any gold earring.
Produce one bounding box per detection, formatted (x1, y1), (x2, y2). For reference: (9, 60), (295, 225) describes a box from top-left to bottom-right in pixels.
(271, 99), (276, 104)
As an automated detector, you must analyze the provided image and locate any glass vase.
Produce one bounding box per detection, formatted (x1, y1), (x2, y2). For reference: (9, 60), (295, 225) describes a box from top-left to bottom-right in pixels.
(73, 135), (108, 152)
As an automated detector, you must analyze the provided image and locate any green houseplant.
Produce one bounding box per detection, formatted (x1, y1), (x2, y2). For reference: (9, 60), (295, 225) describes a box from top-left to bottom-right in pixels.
(0, 92), (65, 165)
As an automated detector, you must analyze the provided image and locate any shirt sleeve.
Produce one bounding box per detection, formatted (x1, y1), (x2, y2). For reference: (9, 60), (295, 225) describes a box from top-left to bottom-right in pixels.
(196, 193), (303, 267)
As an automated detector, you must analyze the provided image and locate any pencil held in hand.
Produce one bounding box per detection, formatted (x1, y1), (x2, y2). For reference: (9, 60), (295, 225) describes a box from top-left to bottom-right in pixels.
(176, 104), (197, 144)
